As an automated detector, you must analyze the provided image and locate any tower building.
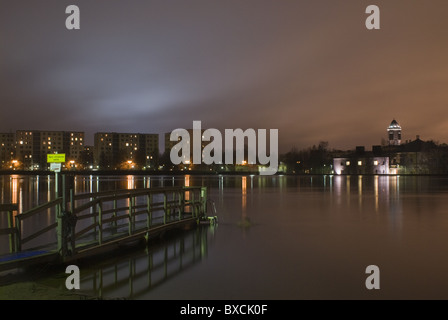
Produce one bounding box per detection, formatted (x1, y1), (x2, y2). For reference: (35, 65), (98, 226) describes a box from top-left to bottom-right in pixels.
(387, 119), (401, 146)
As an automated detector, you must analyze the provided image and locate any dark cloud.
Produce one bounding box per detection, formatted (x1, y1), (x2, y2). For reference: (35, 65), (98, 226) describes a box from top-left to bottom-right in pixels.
(1, 1), (448, 152)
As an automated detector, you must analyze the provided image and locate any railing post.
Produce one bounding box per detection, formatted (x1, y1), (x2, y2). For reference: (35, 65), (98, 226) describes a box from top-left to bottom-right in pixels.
(14, 215), (21, 252)
(128, 195), (132, 235)
(98, 200), (103, 245)
(147, 193), (152, 228)
(56, 201), (63, 254)
(70, 189), (75, 214)
(128, 194), (135, 235)
(112, 197), (118, 229)
(172, 191), (176, 219)
(191, 191), (195, 218)
(201, 187), (207, 218)
(163, 192), (167, 224)
(6, 209), (15, 254)
(62, 174), (67, 213)
(178, 190), (182, 221)
(91, 195), (97, 238)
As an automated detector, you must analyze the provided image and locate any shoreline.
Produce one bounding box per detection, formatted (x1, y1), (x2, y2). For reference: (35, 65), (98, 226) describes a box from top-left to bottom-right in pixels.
(1, 170), (448, 177)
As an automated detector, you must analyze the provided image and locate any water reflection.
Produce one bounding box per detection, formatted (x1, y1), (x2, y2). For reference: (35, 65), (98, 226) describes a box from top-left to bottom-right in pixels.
(126, 175), (135, 190)
(0, 174), (443, 234)
(79, 226), (212, 299)
(242, 176), (247, 218)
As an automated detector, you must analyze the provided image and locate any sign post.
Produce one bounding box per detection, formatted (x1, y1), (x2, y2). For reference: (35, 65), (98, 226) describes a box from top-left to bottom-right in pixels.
(48, 153), (66, 255)
(48, 153), (66, 197)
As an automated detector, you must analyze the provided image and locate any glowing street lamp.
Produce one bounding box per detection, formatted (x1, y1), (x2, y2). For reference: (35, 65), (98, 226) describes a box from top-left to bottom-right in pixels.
(10, 159), (18, 170)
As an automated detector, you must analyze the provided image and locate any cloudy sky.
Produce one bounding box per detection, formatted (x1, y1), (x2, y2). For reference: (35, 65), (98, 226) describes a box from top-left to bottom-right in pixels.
(1, 1), (448, 152)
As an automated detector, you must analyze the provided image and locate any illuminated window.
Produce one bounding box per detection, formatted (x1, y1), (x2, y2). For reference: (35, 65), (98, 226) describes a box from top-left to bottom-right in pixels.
(358, 161), (362, 166)
(373, 160), (378, 166)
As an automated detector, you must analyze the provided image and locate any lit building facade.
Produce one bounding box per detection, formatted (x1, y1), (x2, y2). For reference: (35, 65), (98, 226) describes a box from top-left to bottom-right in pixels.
(69, 132), (85, 162)
(334, 156), (389, 175)
(143, 134), (159, 167)
(94, 132), (159, 169)
(15, 130), (85, 169)
(94, 132), (118, 168)
(15, 130), (37, 169)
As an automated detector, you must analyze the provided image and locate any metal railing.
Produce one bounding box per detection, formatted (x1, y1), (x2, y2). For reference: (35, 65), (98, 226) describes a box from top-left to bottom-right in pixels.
(0, 184), (208, 260)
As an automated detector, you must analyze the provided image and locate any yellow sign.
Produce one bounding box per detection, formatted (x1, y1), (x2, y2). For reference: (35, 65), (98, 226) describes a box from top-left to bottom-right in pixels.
(47, 153), (66, 163)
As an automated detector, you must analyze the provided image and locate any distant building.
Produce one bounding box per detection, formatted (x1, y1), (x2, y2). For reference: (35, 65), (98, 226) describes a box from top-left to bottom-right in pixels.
(94, 132), (159, 169)
(15, 130), (85, 170)
(333, 146), (389, 175)
(164, 129), (206, 164)
(0, 133), (15, 168)
(386, 136), (441, 174)
(68, 132), (85, 163)
(15, 130), (36, 169)
(94, 132), (117, 169)
(387, 119), (402, 146)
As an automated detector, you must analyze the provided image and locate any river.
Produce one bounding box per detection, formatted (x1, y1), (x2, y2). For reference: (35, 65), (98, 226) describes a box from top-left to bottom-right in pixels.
(1, 174), (448, 299)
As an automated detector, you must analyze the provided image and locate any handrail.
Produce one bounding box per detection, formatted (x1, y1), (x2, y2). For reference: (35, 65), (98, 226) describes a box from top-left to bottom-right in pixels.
(18, 199), (62, 220)
(72, 186), (203, 201)
(1, 185), (208, 260)
(0, 204), (18, 253)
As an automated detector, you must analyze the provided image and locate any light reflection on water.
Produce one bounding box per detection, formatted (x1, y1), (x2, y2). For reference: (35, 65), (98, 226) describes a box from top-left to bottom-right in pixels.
(2, 174), (448, 299)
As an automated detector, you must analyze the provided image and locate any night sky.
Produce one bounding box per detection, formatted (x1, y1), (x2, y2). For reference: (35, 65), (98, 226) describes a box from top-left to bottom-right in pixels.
(1, 1), (448, 152)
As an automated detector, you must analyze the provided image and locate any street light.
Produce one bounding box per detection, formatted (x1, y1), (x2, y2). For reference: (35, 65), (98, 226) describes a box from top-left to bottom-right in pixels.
(11, 160), (18, 170)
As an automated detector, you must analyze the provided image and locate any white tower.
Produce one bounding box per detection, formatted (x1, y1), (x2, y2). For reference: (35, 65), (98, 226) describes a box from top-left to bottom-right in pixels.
(387, 119), (401, 146)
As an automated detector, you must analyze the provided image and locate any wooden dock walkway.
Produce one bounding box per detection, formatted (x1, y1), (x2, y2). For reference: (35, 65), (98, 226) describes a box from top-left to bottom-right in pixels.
(0, 184), (209, 272)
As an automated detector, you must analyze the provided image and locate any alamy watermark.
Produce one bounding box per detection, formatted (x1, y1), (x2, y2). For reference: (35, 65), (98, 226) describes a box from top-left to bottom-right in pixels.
(65, 265), (80, 290)
(169, 121), (279, 175)
(64, 5), (381, 31)
(365, 265), (380, 290)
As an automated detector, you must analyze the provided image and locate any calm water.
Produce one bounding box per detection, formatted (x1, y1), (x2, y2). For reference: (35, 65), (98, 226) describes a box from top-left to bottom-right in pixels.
(2, 174), (448, 299)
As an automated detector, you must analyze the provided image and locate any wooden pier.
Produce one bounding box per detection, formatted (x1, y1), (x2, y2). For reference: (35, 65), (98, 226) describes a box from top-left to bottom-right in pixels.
(0, 180), (209, 272)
